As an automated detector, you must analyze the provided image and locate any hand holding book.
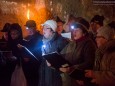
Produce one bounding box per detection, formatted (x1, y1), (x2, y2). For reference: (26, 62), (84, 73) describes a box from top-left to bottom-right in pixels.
(60, 66), (85, 80)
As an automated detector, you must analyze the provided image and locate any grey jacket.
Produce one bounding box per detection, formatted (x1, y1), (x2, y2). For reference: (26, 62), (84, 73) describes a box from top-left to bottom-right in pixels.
(94, 40), (115, 86)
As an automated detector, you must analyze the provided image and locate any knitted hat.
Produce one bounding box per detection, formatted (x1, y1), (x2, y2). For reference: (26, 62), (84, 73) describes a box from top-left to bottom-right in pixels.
(97, 25), (115, 40)
(42, 20), (57, 32)
(91, 15), (105, 26)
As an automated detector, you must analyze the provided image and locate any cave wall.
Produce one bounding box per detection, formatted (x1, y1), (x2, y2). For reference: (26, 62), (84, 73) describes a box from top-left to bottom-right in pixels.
(45, 0), (115, 22)
(0, 0), (52, 38)
(0, 0), (115, 38)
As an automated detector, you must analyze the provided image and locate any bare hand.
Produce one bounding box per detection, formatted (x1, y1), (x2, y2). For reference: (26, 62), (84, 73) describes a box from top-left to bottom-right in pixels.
(46, 60), (51, 67)
(91, 79), (96, 83)
(59, 67), (71, 73)
(85, 70), (95, 78)
(17, 44), (23, 48)
(76, 80), (84, 85)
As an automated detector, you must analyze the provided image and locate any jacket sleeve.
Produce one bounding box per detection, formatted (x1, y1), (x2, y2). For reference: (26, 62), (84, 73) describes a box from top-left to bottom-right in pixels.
(58, 37), (69, 53)
(94, 52), (115, 86)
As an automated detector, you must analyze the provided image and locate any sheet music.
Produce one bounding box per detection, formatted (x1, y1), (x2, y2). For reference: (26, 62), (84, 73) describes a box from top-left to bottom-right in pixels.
(61, 32), (71, 39)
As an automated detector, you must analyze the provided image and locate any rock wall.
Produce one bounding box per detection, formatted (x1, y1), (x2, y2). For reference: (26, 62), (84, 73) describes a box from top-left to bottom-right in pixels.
(0, 0), (115, 38)
(0, 0), (52, 38)
(45, 0), (115, 23)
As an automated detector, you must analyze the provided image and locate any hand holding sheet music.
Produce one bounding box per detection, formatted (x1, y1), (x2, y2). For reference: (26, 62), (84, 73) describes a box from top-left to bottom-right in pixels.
(43, 51), (85, 80)
(17, 44), (39, 61)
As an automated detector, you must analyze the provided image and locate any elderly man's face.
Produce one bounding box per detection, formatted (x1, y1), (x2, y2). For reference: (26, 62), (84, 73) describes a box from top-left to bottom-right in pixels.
(43, 24), (53, 39)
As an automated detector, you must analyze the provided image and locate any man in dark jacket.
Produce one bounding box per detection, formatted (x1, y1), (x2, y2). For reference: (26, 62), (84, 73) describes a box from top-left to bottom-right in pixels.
(0, 23), (11, 86)
(22, 20), (43, 86)
(38, 20), (69, 86)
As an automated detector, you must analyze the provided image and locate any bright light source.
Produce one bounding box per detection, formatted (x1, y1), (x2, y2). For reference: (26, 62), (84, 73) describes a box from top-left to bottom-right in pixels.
(27, 9), (30, 19)
(42, 45), (46, 48)
(26, 27), (29, 30)
(71, 26), (74, 29)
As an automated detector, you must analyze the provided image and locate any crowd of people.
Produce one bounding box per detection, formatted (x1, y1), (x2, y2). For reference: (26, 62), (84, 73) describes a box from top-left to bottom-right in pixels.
(0, 14), (115, 86)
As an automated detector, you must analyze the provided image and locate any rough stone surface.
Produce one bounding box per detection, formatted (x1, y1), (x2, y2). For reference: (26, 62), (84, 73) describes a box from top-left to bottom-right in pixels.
(0, 0), (115, 38)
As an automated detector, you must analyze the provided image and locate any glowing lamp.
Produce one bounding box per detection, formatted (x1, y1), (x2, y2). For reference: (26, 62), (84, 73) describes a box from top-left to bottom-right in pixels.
(42, 45), (46, 48)
(71, 26), (75, 29)
(27, 9), (30, 20)
(26, 27), (29, 30)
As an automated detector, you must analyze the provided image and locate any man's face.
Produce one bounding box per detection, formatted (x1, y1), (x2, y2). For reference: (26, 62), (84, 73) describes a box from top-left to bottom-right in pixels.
(90, 22), (97, 33)
(26, 27), (35, 35)
(10, 30), (20, 40)
(57, 22), (64, 34)
(43, 24), (53, 39)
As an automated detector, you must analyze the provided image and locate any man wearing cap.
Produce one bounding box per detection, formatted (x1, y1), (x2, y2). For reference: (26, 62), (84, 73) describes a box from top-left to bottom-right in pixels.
(55, 16), (65, 34)
(39, 20), (68, 86)
(0, 23), (11, 86)
(23, 20), (42, 86)
(0, 23), (11, 55)
(85, 25), (115, 86)
(0, 23), (11, 42)
(89, 15), (105, 42)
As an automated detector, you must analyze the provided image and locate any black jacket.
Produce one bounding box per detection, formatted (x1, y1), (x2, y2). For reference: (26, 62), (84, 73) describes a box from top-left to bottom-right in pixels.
(39, 33), (69, 86)
(24, 32), (43, 61)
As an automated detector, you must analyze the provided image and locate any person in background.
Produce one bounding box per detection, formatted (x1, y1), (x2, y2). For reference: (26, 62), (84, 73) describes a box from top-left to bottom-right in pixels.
(63, 14), (76, 33)
(60, 17), (97, 86)
(7, 23), (25, 86)
(0, 23), (11, 86)
(55, 16), (65, 34)
(23, 20), (43, 86)
(8, 23), (24, 60)
(0, 23), (11, 42)
(0, 23), (11, 51)
(38, 20), (69, 86)
(85, 25), (115, 86)
(89, 15), (105, 42)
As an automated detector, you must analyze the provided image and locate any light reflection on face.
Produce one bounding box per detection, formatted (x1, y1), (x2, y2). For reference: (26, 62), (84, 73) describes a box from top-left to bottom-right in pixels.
(71, 28), (84, 40)
(43, 25), (53, 39)
(26, 27), (35, 35)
